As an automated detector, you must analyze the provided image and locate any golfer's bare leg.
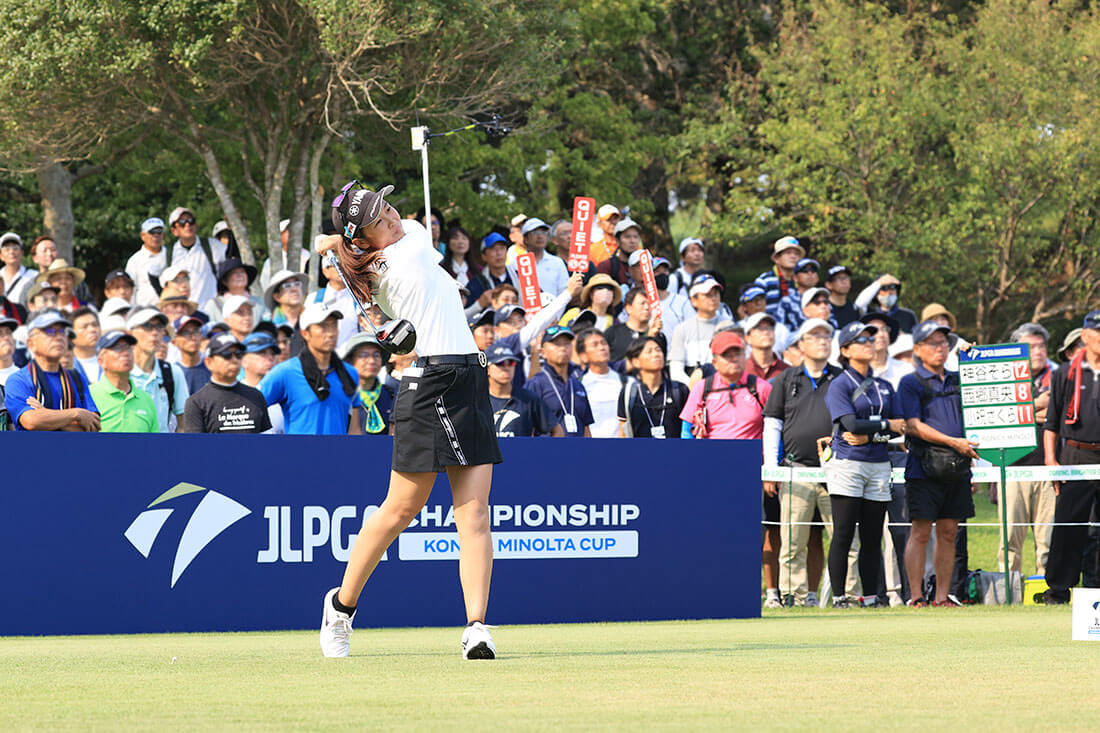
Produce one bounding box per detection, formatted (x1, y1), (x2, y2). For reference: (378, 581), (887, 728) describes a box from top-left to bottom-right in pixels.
(905, 519), (933, 600)
(337, 470), (436, 607)
(447, 463), (493, 623)
(931, 519), (959, 602)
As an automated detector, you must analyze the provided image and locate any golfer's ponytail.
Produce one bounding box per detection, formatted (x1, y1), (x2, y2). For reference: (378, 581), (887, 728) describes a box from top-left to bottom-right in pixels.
(333, 237), (384, 305)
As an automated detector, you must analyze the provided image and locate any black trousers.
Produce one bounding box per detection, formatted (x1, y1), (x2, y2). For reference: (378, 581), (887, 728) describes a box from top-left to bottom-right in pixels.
(830, 495), (889, 599)
(1045, 444), (1100, 594)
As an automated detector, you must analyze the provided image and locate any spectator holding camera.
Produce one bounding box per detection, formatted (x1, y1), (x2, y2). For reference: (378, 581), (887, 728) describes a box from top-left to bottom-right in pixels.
(824, 321), (907, 607)
(898, 320), (977, 607)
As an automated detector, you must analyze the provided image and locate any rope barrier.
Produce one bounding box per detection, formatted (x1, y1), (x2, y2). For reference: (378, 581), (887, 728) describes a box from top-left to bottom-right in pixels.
(761, 464), (1100, 484)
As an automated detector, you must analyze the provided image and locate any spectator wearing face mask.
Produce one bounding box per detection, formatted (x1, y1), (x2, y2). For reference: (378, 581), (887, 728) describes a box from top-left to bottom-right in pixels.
(560, 274), (621, 333)
(651, 256), (693, 339)
(854, 274), (917, 334)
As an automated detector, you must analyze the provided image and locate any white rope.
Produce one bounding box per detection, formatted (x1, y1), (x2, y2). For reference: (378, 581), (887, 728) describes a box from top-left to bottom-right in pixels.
(761, 464), (1100, 484)
(761, 520), (1100, 527)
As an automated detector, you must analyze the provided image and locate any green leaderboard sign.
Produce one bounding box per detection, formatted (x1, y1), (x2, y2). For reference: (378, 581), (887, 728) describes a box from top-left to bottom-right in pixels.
(959, 342), (1038, 466)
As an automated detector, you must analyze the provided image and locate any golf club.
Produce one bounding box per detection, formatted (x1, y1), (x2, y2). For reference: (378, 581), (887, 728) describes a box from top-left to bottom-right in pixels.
(324, 251), (417, 355)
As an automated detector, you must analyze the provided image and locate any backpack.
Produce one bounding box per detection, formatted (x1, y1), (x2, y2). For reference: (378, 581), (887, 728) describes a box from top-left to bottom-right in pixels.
(158, 359), (176, 414)
(692, 373), (761, 439)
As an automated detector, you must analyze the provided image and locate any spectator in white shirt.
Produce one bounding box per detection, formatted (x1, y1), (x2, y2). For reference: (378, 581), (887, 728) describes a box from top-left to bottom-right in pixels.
(308, 256), (359, 348)
(168, 206), (228, 309)
(507, 217), (570, 296)
(1, 232), (36, 305)
(577, 327), (629, 438)
(668, 275), (725, 385)
(126, 217), (169, 307)
(259, 218), (310, 290)
(670, 236), (706, 298)
(70, 307), (102, 385)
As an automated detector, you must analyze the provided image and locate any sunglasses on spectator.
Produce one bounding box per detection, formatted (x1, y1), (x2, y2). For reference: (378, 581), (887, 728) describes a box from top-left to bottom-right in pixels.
(217, 351), (245, 361)
(278, 280), (303, 291)
(176, 217), (196, 226)
(810, 297), (829, 306)
(493, 359), (518, 368)
(148, 228), (164, 235)
(850, 335), (875, 345)
(136, 322), (166, 332)
(38, 327), (67, 337)
(176, 329), (202, 340)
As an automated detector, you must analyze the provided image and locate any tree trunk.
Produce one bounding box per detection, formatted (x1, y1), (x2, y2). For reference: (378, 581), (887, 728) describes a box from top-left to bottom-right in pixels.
(35, 161), (75, 262)
(287, 127), (312, 274)
(308, 128), (333, 281)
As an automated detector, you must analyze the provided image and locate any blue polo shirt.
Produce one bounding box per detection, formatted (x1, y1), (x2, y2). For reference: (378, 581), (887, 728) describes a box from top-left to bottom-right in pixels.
(525, 365), (594, 437)
(4, 364), (98, 431)
(898, 364), (966, 480)
(825, 366), (899, 463)
(260, 356), (361, 435)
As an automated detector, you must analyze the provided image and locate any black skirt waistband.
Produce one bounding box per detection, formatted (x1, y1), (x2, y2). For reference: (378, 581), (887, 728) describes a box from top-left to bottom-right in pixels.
(417, 353), (487, 368)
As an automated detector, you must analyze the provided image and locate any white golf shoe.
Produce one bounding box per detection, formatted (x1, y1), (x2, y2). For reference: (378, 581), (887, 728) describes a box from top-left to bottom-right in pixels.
(461, 621), (496, 660)
(320, 587), (353, 658)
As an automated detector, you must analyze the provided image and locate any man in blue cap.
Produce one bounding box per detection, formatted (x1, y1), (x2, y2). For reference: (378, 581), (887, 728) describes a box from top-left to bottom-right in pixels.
(464, 233), (514, 318)
(897, 319), (977, 606)
(182, 332), (271, 434)
(486, 342), (561, 437)
(1041, 309), (1100, 604)
(4, 311), (99, 431)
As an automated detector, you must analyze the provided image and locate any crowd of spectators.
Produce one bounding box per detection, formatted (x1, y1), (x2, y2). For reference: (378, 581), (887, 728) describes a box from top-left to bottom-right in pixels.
(1, 202), (1098, 608)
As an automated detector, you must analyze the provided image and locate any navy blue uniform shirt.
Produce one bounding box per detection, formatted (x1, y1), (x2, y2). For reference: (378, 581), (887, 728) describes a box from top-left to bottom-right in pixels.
(898, 363), (966, 480)
(525, 364), (594, 437)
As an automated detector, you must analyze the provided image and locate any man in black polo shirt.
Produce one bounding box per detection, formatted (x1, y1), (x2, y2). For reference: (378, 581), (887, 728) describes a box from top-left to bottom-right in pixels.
(762, 318), (857, 607)
(485, 342), (561, 437)
(1041, 310), (1100, 604)
(898, 320), (979, 607)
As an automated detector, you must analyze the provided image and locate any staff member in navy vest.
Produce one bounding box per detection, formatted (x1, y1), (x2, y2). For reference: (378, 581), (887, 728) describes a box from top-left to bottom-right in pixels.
(3, 311), (99, 431)
(485, 342), (560, 437)
(526, 325), (595, 437)
(898, 320), (978, 607)
(1041, 309), (1100, 604)
(824, 321), (906, 607)
(316, 181), (502, 660)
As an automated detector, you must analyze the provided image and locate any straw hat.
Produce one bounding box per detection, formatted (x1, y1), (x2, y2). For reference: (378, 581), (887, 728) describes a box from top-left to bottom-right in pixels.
(920, 302), (957, 331)
(581, 273), (623, 307)
(37, 258), (86, 288)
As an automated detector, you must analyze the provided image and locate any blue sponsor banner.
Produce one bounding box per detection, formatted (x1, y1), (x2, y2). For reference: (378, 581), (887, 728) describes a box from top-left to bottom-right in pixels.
(0, 434), (761, 635)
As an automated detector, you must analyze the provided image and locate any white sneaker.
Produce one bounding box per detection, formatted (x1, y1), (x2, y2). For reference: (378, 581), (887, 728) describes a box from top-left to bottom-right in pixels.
(805, 592), (819, 608)
(461, 621), (496, 660)
(320, 587), (353, 658)
(763, 596), (783, 609)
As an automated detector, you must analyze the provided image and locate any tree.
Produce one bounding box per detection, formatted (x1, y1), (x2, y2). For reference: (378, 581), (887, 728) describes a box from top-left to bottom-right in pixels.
(0, 0), (565, 273)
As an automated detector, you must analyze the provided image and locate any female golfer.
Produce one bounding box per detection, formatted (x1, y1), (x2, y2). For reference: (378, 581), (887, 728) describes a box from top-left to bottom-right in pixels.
(317, 182), (501, 659)
(823, 321), (906, 608)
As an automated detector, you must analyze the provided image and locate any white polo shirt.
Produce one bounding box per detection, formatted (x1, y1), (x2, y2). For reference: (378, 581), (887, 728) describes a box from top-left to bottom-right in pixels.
(506, 249), (570, 296)
(126, 246), (168, 306)
(372, 220), (477, 357)
(1, 265), (37, 305)
(170, 237), (227, 309)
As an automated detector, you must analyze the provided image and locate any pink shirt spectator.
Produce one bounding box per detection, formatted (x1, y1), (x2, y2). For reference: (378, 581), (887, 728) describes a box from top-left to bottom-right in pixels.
(679, 371), (772, 440)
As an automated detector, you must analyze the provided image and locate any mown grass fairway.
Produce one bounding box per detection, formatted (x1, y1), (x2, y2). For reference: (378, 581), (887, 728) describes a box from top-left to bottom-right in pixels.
(2, 606), (1095, 730)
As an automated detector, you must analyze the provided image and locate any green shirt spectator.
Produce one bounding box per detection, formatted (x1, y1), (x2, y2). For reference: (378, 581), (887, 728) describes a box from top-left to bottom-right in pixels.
(88, 330), (159, 433)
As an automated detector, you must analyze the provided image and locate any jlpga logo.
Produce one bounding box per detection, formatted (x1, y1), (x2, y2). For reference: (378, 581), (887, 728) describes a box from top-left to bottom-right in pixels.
(124, 483), (250, 587)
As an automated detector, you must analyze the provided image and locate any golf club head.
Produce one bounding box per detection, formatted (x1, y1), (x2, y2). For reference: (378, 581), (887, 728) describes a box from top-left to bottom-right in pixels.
(377, 318), (417, 355)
